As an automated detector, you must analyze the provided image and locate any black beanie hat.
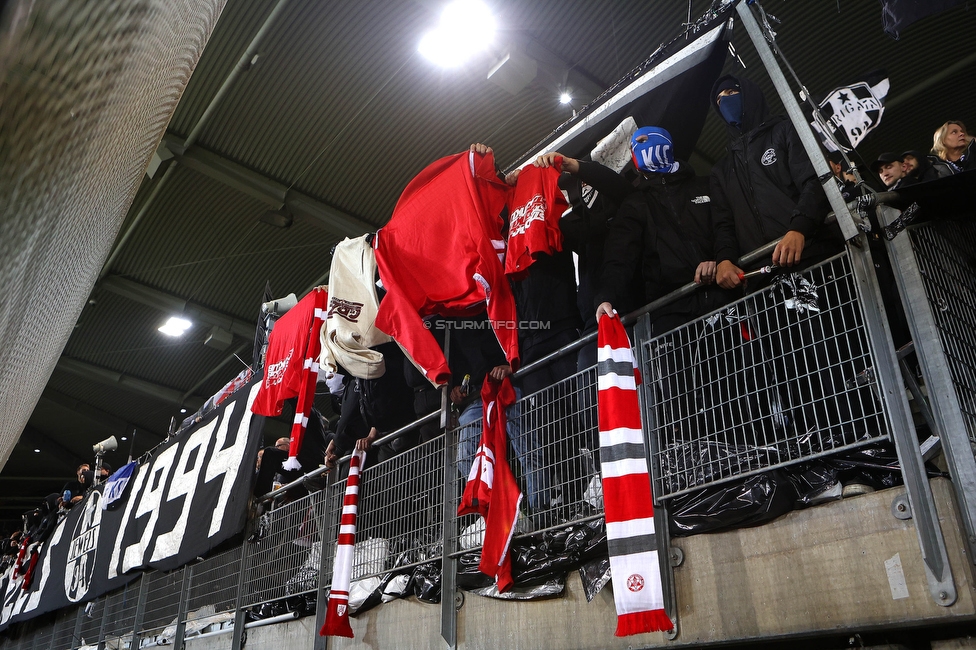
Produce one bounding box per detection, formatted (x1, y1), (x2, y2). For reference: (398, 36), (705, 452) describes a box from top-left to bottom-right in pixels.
(714, 78), (740, 99)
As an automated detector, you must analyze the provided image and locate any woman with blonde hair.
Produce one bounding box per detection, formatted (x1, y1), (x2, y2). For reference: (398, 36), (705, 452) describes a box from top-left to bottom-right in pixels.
(931, 120), (974, 174)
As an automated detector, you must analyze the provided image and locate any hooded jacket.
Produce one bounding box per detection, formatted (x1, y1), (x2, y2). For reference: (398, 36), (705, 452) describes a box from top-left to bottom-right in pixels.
(709, 75), (838, 267)
(596, 161), (714, 309)
(902, 150), (943, 184)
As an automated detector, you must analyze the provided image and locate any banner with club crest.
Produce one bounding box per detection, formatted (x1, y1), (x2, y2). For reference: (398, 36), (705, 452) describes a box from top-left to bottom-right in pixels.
(0, 380), (264, 631)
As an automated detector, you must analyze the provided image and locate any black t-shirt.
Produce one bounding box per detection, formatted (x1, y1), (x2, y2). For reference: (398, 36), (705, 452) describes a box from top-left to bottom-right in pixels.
(61, 480), (86, 501)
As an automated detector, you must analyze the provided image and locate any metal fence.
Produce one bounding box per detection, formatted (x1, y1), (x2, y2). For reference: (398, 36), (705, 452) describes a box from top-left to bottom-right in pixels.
(0, 240), (957, 649)
(905, 222), (976, 442)
(644, 253), (891, 499)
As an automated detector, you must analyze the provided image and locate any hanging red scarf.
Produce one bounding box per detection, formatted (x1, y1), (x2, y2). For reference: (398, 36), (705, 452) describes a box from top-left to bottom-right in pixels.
(320, 449), (367, 638)
(597, 313), (673, 636)
(457, 376), (522, 592)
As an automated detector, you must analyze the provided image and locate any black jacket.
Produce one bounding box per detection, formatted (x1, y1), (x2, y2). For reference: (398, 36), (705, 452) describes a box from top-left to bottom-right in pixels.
(709, 75), (839, 267)
(596, 163), (715, 308)
(929, 139), (976, 176)
(559, 160), (642, 328)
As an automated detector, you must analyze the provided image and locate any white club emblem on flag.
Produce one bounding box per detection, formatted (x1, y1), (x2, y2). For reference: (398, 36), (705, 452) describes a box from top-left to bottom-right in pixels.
(810, 77), (890, 152)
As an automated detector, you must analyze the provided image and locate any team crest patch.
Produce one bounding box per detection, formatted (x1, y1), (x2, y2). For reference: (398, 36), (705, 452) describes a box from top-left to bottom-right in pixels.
(626, 574), (645, 592)
(761, 148), (777, 166)
(691, 195), (710, 204)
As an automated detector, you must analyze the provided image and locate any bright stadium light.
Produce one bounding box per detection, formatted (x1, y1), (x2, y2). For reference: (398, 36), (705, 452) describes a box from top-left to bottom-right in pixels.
(559, 92), (572, 104)
(419, 0), (496, 68)
(158, 316), (192, 337)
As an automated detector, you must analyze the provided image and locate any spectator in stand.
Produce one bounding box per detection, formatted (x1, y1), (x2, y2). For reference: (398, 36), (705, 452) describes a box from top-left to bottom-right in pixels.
(899, 150), (943, 183)
(826, 151), (859, 201)
(709, 75), (841, 289)
(531, 145), (641, 366)
(871, 152), (914, 189)
(586, 126), (731, 333)
(59, 463), (91, 508)
(931, 120), (975, 174)
(324, 342), (415, 470)
(449, 315), (551, 518)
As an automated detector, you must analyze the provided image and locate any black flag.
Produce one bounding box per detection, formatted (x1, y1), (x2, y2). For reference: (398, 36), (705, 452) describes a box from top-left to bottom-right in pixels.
(881, 0), (968, 39)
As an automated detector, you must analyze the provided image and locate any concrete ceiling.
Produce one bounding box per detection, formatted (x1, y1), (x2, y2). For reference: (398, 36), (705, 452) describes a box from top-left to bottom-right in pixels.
(3, 0), (975, 527)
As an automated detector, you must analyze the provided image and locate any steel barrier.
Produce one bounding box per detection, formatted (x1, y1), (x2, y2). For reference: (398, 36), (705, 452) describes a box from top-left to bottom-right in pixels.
(0, 234), (963, 649)
(645, 253), (891, 499)
(885, 217), (976, 564)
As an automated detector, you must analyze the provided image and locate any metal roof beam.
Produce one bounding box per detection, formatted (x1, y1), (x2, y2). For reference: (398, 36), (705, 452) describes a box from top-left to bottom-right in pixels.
(20, 425), (82, 473)
(99, 274), (256, 341)
(56, 357), (204, 410)
(161, 133), (376, 237)
(39, 389), (166, 441)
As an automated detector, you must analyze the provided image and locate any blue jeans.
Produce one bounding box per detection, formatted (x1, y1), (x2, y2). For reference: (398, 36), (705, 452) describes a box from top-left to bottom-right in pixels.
(456, 387), (551, 513)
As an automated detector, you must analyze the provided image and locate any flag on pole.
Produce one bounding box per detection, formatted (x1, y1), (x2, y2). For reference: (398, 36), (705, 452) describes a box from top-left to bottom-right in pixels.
(597, 314), (673, 637)
(809, 72), (889, 152)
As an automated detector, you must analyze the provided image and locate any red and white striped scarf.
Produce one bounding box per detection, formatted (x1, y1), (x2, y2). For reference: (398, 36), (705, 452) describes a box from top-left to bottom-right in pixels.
(284, 288), (328, 470)
(320, 449), (366, 638)
(597, 314), (673, 636)
(457, 376), (522, 592)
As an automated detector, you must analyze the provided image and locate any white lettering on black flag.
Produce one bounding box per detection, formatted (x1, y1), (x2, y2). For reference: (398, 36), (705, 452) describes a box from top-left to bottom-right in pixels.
(0, 379), (264, 631)
(810, 75), (890, 152)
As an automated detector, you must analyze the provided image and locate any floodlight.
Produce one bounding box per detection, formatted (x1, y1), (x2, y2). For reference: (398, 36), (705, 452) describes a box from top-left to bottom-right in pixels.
(158, 316), (192, 337)
(419, 0), (496, 68)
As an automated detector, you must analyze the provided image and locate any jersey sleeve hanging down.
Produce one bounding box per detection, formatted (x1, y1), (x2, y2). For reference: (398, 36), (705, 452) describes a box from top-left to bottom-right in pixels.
(457, 376), (522, 593)
(252, 287), (328, 471)
(373, 150), (520, 386)
(505, 162), (569, 280)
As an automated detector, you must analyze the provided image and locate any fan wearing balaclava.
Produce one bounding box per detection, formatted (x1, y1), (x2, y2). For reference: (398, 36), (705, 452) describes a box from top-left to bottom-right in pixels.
(709, 75), (840, 289)
(592, 126), (733, 334)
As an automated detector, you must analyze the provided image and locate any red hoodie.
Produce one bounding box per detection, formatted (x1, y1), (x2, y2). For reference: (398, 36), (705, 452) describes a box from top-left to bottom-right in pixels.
(374, 150), (519, 386)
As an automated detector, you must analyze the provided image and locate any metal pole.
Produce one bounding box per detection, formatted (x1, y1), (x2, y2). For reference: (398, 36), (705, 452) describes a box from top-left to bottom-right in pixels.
(173, 566), (192, 650)
(70, 605), (85, 649)
(130, 573), (150, 650)
(634, 313), (679, 639)
(734, 2), (858, 242)
(440, 328), (458, 649)
(98, 163), (178, 280)
(738, 0), (956, 607)
(96, 596), (109, 650)
(231, 540), (253, 650)
(313, 476), (339, 650)
(882, 213), (976, 563)
(183, 0), (292, 150)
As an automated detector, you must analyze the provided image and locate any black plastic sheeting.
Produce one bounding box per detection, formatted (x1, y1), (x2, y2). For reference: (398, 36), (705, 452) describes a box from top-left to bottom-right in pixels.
(669, 440), (944, 536)
(272, 439), (943, 614)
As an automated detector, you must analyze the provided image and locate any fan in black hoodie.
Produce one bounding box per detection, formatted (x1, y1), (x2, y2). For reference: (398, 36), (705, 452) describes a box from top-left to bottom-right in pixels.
(710, 75), (842, 290)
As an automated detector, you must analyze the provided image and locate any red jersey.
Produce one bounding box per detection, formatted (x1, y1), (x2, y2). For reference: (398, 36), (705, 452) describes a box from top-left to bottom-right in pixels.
(504, 162), (568, 280)
(374, 151), (520, 386)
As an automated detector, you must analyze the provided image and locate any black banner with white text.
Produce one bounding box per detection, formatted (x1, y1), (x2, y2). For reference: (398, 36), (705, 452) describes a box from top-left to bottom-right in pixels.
(0, 380), (264, 631)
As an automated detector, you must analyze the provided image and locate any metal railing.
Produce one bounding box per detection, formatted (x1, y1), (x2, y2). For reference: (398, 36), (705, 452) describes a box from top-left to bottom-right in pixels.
(645, 253), (891, 500)
(1, 235), (962, 650)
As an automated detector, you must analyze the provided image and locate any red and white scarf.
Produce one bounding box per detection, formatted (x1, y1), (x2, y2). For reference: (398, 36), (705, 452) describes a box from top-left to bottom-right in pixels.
(597, 314), (673, 636)
(457, 376), (522, 592)
(320, 449), (366, 638)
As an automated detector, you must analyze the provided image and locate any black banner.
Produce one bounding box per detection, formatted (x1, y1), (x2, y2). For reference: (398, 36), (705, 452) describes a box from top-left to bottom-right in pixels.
(0, 380), (264, 631)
